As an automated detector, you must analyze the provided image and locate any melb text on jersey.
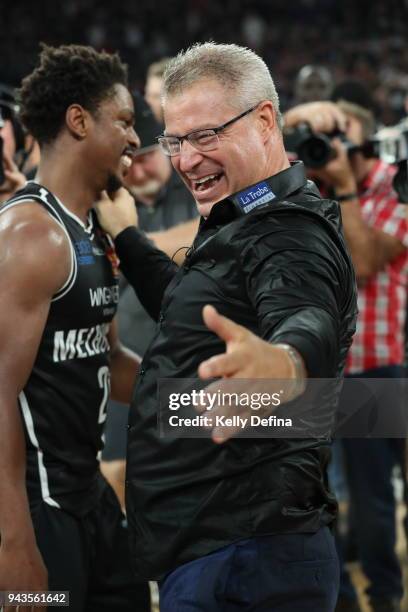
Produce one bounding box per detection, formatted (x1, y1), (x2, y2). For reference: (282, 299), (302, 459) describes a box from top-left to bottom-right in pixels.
(53, 323), (110, 362)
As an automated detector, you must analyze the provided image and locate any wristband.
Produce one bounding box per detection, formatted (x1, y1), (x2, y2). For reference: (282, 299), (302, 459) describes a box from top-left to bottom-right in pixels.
(335, 192), (358, 202)
(274, 343), (307, 399)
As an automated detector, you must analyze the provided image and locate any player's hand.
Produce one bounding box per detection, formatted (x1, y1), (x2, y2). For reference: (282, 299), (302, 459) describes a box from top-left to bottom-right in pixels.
(94, 188), (138, 239)
(197, 305), (305, 443)
(0, 540), (48, 612)
(0, 151), (26, 201)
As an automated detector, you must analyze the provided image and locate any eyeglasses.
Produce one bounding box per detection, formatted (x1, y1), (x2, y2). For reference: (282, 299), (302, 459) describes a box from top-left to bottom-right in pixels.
(157, 104), (260, 157)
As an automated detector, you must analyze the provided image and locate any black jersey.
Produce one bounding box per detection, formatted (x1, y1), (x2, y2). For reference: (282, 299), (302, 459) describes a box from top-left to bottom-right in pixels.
(1, 182), (119, 516)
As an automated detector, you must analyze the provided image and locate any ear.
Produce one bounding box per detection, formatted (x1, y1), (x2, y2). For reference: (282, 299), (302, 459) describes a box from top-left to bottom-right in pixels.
(256, 101), (276, 142)
(65, 104), (91, 140)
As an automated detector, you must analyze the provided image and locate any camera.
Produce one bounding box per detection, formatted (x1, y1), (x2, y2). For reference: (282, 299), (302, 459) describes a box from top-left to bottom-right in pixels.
(366, 118), (408, 165)
(365, 119), (408, 203)
(284, 119), (408, 202)
(283, 123), (358, 169)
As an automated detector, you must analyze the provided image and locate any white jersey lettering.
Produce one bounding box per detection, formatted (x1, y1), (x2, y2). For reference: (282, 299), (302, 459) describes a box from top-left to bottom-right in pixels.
(53, 323), (110, 362)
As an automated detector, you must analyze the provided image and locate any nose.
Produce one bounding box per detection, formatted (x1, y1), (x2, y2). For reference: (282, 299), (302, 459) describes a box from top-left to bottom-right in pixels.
(129, 126), (141, 151)
(177, 139), (203, 173)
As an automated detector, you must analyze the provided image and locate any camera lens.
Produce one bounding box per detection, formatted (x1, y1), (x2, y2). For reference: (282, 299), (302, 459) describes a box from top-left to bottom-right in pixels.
(298, 133), (332, 168)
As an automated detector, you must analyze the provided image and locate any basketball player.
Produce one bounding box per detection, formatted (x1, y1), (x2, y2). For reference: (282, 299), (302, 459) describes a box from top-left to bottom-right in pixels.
(0, 45), (150, 611)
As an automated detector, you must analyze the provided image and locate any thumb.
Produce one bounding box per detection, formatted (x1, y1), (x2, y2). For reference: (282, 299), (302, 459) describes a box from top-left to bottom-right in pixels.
(202, 305), (245, 344)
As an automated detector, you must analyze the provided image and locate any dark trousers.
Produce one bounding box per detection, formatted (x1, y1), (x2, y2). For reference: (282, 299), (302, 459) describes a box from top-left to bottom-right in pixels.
(337, 365), (406, 602)
(159, 527), (339, 612)
(31, 482), (151, 612)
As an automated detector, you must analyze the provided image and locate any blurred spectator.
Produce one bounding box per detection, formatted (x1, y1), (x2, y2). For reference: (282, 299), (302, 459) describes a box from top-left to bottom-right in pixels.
(294, 65), (334, 104)
(241, 11), (267, 50)
(331, 80), (380, 120)
(144, 57), (171, 124)
(346, 51), (379, 94)
(1, 0), (408, 125)
(0, 84), (27, 201)
(0, 85), (20, 159)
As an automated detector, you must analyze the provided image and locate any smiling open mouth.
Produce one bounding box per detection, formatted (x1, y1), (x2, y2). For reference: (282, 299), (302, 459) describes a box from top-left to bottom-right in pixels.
(194, 173), (222, 192)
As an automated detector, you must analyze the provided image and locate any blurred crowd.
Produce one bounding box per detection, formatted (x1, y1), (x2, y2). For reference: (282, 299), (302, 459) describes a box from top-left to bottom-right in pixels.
(1, 0), (408, 124)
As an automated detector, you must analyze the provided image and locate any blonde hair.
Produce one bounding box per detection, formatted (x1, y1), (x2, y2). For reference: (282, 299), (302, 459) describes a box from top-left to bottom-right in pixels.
(162, 42), (283, 130)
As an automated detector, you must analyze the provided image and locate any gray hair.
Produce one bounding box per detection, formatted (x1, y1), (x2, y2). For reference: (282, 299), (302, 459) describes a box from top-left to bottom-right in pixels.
(162, 42), (283, 130)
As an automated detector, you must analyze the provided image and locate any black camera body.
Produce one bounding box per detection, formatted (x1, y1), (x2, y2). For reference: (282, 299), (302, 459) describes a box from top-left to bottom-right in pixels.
(283, 122), (358, 168)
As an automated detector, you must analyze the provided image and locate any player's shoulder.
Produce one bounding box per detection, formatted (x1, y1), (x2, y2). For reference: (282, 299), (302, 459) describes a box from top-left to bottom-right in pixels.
(0, 200), (68, 249)
(0, 201), (72, 290)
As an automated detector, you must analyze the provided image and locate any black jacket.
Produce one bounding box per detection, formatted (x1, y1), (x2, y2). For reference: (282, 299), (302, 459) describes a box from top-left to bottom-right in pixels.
(115, 162), (357, 580)
(118, 170), (197, 355)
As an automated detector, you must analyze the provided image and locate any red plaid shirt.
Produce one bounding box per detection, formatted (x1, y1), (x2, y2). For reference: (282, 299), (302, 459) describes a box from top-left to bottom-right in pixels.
(346, 160), (408, 374)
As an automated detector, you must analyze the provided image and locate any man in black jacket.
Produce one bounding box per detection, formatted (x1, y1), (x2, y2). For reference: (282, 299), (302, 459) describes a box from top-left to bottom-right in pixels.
(95, 42), (357, 612)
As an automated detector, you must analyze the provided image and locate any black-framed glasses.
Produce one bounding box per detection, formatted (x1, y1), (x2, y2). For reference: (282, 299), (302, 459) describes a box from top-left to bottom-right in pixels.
(157, 103), (260, 157)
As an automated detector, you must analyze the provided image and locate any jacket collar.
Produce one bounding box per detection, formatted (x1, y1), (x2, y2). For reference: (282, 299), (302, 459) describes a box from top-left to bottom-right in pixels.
(202, 161), (308, 228)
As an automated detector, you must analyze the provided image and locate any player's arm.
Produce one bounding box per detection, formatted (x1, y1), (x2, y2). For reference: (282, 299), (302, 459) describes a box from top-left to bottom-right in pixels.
(148, 218), (199, 265)
(0, 204), (71, 595)
(108, 318), (141, 404)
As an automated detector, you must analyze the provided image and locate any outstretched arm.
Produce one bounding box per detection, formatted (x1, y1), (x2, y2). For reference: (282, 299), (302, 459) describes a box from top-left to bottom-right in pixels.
(198, 306), (306, 443)
(197, 216), (354, 443)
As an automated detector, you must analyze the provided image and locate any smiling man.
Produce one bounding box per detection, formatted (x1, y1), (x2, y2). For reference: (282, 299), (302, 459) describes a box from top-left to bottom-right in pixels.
(0, 45), (151, 611)
(95, 42), (357, 612)
(159, 77), (287, 217)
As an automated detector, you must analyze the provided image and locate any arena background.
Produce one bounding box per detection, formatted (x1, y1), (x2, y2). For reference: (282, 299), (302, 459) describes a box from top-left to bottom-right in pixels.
(1, 0), (407, 124)
(1, 1), (407, 611)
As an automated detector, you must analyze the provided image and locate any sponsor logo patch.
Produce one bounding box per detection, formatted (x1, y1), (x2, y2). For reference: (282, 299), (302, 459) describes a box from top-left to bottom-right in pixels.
(74, 240), (95, 265)
(236, 181), (276, 214)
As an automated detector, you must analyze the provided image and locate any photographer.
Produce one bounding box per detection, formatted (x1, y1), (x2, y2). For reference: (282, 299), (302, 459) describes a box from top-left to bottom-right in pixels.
(0, 84), (38, 202)
(285, 99), (408, 612)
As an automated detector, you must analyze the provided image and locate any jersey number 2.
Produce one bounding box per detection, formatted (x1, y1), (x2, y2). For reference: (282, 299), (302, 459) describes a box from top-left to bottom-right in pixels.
(98, 365), (111, 425)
